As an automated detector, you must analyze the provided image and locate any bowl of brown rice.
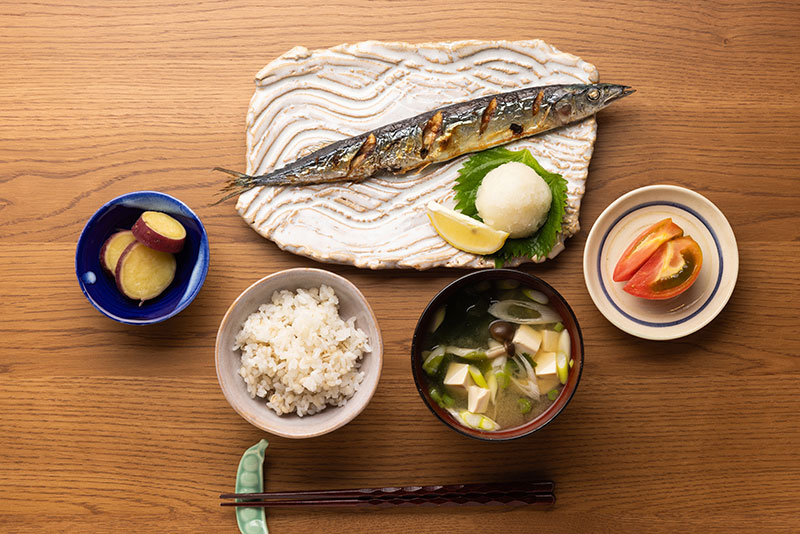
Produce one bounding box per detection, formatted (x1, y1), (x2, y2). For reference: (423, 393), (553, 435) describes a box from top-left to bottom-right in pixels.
(215, 268), (383, 438)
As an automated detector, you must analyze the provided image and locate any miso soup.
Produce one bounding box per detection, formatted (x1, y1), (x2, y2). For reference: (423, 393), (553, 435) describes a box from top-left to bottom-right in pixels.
(420, 279), (572, 431)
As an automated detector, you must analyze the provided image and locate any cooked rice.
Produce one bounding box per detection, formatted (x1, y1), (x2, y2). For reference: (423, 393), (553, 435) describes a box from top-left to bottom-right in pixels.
(233, 284), (370, 416)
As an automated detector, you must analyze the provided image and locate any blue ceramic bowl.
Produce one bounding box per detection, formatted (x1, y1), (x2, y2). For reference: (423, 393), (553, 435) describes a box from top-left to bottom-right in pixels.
(75, 191), (209, 324)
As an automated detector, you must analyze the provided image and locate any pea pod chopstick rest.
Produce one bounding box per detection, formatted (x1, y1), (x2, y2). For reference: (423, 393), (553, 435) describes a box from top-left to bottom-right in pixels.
(235, 439), (269, 534)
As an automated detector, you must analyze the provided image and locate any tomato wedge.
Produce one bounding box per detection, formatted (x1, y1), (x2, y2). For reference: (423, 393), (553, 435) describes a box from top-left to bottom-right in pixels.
(613, 218), (684, 282)
(623, 236), (703, 300)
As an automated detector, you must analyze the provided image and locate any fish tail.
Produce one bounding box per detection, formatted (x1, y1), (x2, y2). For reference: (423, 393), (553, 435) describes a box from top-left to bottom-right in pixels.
(212, 167), (267, 204)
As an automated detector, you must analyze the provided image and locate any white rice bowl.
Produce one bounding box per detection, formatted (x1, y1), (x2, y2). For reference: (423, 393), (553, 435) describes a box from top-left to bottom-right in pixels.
(233, 284), (370, 417)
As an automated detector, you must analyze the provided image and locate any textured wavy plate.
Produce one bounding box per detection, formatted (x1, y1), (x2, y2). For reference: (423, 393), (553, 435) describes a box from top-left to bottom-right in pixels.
(238, 40), (599, 269)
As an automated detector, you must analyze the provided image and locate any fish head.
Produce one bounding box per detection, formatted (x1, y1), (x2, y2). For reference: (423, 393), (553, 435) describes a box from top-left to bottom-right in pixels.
(549, 84), (635, 124)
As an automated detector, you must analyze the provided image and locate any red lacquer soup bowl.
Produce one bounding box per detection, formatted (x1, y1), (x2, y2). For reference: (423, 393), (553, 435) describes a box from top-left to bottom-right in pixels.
(411, 269), (584, 441)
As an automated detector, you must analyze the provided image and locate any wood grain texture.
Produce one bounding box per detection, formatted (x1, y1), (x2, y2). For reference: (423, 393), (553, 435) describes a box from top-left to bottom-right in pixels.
(1, 1), (799, 532)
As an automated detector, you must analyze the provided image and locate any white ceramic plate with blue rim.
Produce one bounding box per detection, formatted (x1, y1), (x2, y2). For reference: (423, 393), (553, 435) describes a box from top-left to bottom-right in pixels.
(583, 185), (738, 340)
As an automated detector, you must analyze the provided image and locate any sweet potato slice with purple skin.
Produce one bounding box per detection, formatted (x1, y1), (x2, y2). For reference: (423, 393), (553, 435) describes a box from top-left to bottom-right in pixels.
(131, 211), (186, 253)
(99, 230), (137, 276)
(115, 241), (176, 304)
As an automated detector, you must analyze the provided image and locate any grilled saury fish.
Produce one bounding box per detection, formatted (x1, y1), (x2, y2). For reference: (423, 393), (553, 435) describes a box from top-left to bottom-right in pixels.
(216, 83), (633, 201)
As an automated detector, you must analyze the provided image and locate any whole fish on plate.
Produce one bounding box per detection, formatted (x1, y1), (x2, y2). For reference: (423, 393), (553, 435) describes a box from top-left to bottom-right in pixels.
(216, 83), (633, 201)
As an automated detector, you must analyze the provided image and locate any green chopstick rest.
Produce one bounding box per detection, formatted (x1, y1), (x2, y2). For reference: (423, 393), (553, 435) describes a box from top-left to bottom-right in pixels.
(235, 439), (269, 534)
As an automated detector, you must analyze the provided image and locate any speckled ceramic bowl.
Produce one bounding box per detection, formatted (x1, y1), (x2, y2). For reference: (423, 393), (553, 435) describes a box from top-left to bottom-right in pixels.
(75, 191), (209, 324)
(215, 268), (383, 439)
(583, 185), (739, 340)
(411, 269), (584, 441)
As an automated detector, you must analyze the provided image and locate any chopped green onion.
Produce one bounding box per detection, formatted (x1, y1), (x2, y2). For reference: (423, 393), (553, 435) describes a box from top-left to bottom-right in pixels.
(553, 322), (565, 333)
(429, 306), (446, 333)
(461, 351), (488, 361)
(517, 397), (532, 414)
(556, 352), (569, 384)
(429, 386), (443, 405)
(468, 365), (488, 389)
(487, 299), (561, 325)
(423, 353), (445, 376)
(459, 410), (483, 429)
(459, 410), (500, 431)
(496, 279), (520, 290)
(569, 358), (574, 368)
(478, 415), (500, 431)
(476, 358), (493, 375)
(547, 389), (559, 401)
(441, 393), (455, 407)
(445, 346), (483, 358)
(558, 329), (571, 358)
(522, 288), (549, 305)
(487, 372), (498, 404)
(495, 371), (510, 389)
(504, 360), (519, 377)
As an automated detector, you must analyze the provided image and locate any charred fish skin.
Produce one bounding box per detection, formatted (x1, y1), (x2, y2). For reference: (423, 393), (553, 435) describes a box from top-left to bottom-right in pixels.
(216, 83), (632, 200)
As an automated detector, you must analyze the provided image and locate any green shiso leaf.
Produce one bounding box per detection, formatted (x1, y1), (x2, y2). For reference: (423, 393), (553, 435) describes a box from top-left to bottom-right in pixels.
(452, 147), (568, 267)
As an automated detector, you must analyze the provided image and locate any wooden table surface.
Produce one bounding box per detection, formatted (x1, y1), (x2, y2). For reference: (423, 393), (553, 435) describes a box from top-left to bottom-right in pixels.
(2, 1), (799, 532)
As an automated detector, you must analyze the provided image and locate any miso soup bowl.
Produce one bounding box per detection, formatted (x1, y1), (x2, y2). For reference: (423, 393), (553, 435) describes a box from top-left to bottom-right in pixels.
(411, 269), (584, 441)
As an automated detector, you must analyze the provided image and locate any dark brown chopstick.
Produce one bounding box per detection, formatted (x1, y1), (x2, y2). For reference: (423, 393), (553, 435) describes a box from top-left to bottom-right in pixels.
(220, 481), (554, 501)
(220, 491), (555, 508)
(220, 481), (555, 508)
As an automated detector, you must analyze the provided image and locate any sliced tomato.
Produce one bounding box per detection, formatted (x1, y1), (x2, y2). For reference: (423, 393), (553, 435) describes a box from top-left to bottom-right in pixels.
(613, 218), (684, 282)
(623, 236), (703, 300)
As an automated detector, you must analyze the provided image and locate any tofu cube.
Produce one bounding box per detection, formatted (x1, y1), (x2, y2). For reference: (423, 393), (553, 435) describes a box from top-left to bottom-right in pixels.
(468, 386), (491, 414)
(533, 351), (557, 377)
(443, 363), (474, 390)
(541, 329), (560, 352)
(512, 325), (542, 355)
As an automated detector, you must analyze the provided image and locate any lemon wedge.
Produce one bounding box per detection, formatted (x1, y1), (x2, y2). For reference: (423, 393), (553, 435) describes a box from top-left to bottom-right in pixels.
(426, 201), (509, 254)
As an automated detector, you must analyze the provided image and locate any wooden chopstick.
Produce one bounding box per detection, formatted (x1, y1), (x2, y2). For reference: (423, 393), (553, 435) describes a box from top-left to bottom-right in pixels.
(220, 491), (555, 508)
(220, 481), (554, 501)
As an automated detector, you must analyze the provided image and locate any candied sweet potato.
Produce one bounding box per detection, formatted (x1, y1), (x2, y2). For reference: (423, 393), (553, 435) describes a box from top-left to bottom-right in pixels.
(115, 241), (176, 303)
(131, 211), (186, 253)
(99, 230), (136, 276)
